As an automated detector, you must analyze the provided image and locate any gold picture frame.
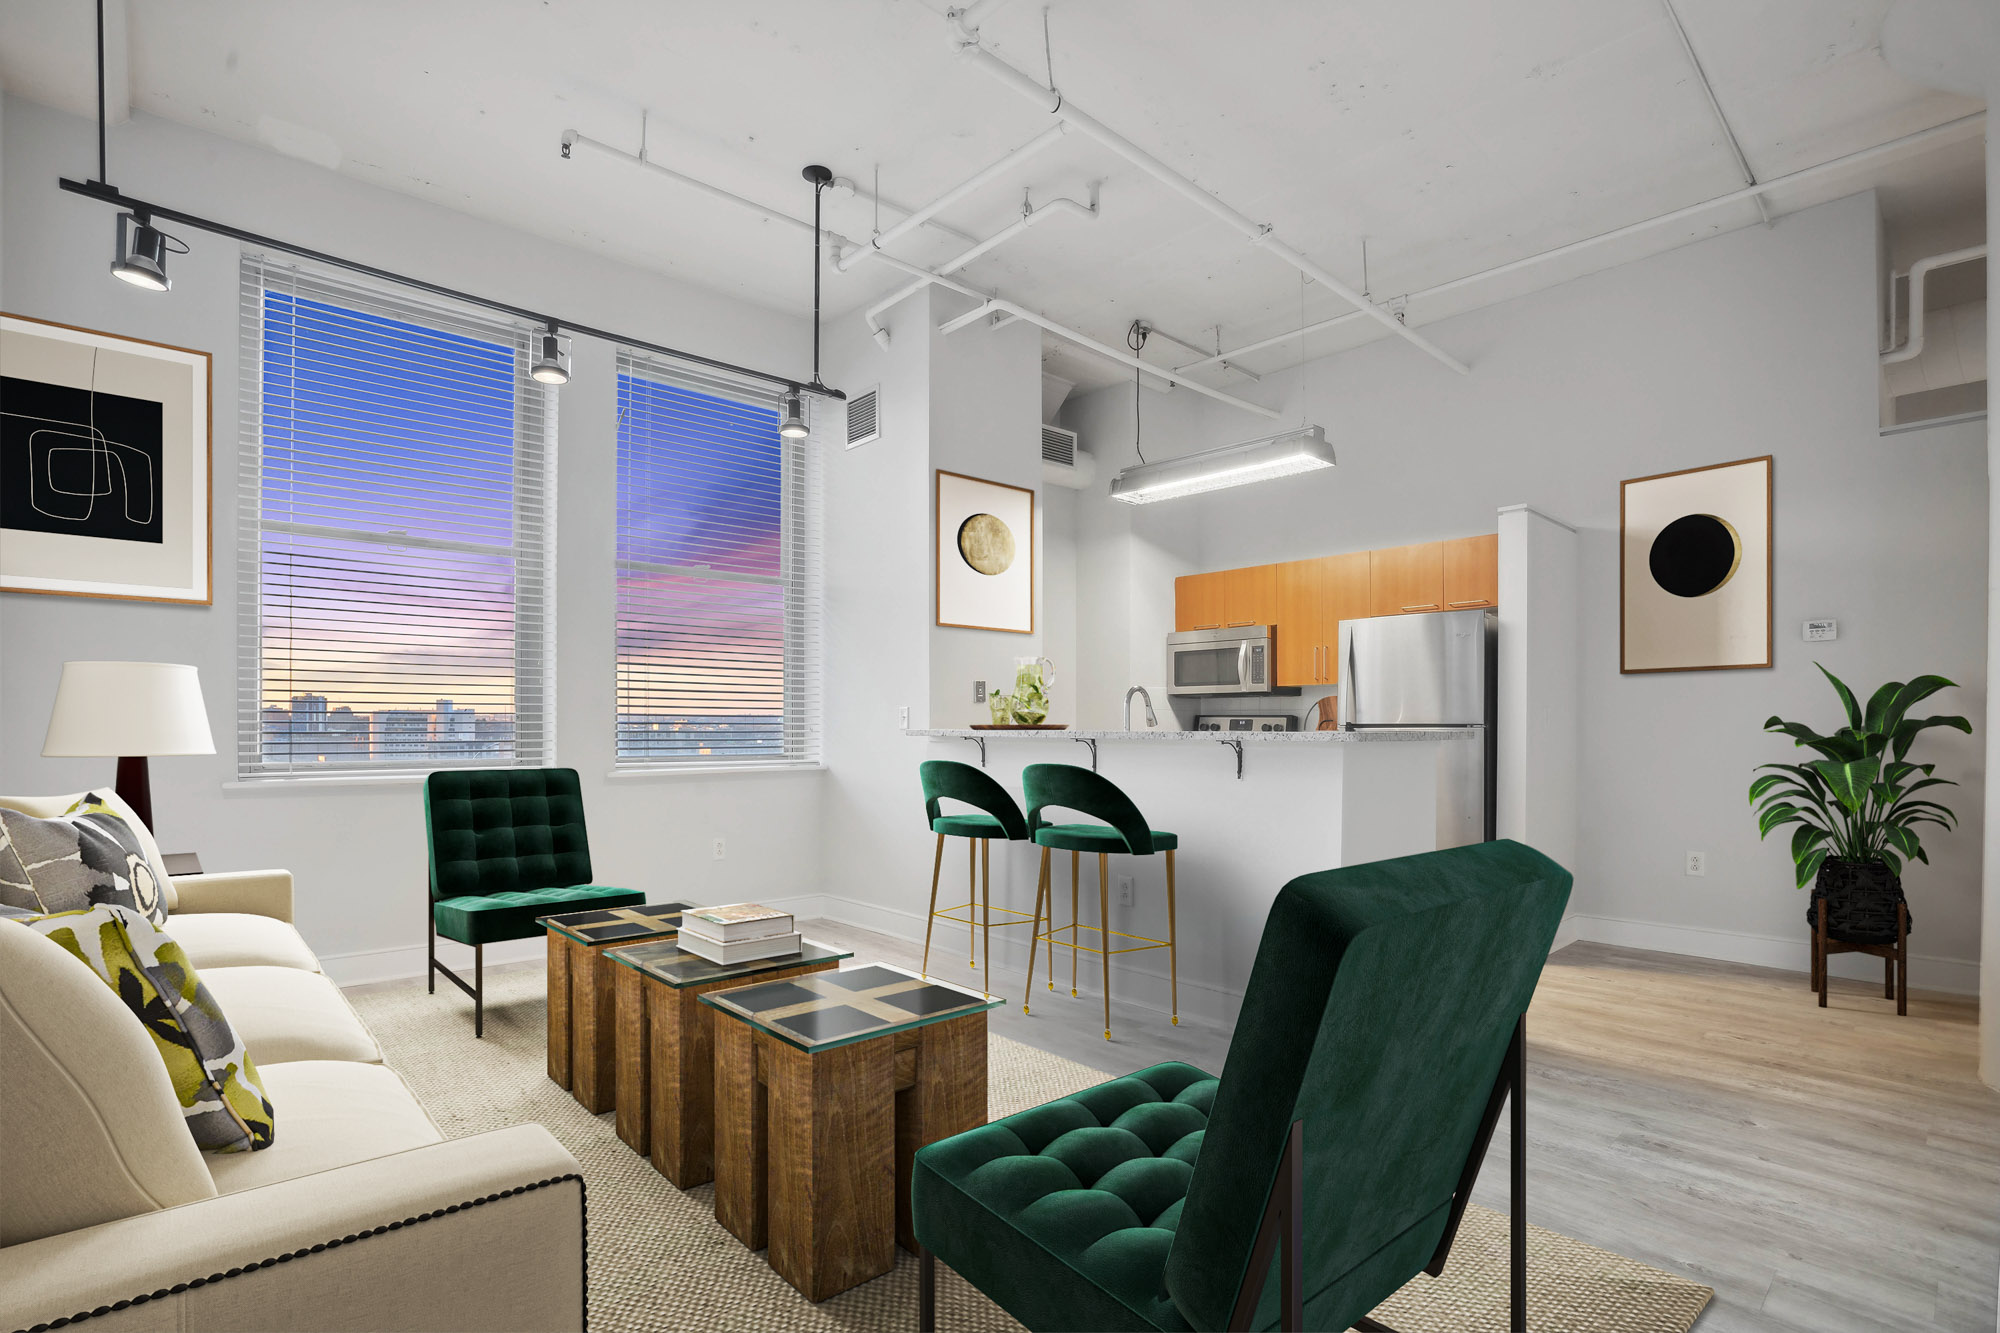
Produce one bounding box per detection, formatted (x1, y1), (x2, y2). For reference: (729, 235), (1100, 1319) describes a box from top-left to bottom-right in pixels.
(935, 469), (1034, 634)
(1620, 455), (1772, 673)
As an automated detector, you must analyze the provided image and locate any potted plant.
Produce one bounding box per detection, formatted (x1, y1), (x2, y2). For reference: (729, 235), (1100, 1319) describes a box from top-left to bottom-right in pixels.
(1749, 665), (1969, 888)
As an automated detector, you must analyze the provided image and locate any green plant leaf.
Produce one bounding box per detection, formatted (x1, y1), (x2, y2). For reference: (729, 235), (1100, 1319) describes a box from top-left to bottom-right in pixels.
(1790, 824), (1830, 861)
(1757, 803), (1803, 838)
(1794, 846), (1828, 889)
(1883, 825), (1927, 865)
(1808, 757), (1880, 813)
(1877, 675), (1958, 736)
(1748, 773), (1792, 805)
(1891, 713), (1974, 761)
(1818, 663), (1863, 730)
(1862, 679), (1903, 735)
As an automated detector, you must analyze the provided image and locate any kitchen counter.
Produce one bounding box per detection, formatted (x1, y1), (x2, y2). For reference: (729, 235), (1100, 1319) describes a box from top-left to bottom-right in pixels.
(908, 726), (1477, 745)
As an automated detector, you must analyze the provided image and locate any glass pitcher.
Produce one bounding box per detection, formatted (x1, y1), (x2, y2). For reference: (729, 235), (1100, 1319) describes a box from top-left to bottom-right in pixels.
(1010, 656), (1053, 726)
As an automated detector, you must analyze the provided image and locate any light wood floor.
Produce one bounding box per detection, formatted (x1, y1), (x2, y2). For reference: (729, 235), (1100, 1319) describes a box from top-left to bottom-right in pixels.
(800, 921), (2000, 1332)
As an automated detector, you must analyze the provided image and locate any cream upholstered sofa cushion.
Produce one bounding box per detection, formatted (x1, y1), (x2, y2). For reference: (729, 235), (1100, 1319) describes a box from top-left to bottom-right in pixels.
(207, 1061), (443, 1195)
(168, 911), (322, 971)
(0, 920), (217, 1246)
(203, 966), (383, 1064)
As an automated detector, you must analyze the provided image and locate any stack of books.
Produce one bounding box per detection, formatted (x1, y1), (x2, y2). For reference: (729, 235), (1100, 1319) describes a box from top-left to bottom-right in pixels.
(677, 903), (800, 965)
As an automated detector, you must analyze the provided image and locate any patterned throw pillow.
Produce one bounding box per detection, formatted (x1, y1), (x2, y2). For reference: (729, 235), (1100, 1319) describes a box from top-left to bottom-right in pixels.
(0, 792), (172, 926)
(25, 905), (276, 1154)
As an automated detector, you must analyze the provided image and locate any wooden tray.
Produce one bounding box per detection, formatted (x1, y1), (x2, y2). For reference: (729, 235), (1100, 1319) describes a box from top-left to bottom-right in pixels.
(969, 723), (1069, 731)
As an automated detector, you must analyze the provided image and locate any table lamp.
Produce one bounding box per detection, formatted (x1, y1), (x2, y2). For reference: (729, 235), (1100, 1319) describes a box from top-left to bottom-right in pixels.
(42, 661), (216, 834)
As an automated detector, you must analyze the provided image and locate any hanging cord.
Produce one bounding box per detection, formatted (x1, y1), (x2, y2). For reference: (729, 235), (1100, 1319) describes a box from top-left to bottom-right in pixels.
(1127, 320), (1150, 464)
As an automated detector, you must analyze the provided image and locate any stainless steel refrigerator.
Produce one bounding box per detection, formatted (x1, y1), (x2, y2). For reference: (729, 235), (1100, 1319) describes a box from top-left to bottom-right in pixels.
(1337, 608), (1496, 848)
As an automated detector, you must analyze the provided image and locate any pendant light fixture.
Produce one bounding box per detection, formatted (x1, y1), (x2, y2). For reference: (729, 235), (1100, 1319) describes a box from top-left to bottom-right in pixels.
(1108, 425), (1336, 504)
(110, 210), (184, 290)
(778, 162), (836, 442)
(530, 325), (572, 385)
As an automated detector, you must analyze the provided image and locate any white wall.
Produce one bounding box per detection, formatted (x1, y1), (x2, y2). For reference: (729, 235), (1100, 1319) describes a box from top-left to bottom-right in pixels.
(0, 98), (825, 982)
(1061, 192), (1989, 992)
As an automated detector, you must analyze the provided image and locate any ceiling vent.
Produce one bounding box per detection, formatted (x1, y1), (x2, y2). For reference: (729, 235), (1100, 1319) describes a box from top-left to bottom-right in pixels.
(845, 385), (880, 449)
(1041, 425), (1098, 490)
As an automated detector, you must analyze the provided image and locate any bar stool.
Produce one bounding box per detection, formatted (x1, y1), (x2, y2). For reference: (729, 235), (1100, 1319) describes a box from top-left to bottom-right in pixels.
(919, 759), (1035, 998)
(1020, 763), (1178, 1039)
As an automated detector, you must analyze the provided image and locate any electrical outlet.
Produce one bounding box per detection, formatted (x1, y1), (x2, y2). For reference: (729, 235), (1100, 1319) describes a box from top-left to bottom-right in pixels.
(898, 705), (910, 728)
(1685, 850), (1705, 877)
(1118, 875), (1134, 907)
(1803, 619), (1838, 642)
(712, 838), (726, 861)
(974, 680), (987, 703)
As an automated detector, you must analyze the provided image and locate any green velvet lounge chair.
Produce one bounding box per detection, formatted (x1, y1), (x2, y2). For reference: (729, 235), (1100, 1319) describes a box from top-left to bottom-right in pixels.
(424, 767), (645, 1036)
(911, 839), (1572, 1333)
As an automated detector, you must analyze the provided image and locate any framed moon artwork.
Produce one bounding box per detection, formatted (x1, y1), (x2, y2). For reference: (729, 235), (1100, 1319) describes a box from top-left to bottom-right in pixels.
(935, 469), (1034, 633)
(1620, 455), (1771, 673)
(0, 313), (212, 604)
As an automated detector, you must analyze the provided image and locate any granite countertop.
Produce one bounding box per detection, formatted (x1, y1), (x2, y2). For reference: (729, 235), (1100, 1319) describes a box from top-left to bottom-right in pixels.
(908, 726), (1477, 744)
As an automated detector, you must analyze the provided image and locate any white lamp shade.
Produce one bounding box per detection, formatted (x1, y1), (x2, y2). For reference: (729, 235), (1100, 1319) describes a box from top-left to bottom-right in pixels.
(42, 662), (217, 758)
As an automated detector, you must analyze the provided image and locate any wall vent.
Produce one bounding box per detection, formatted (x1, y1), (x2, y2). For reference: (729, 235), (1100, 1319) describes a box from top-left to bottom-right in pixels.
(845, 385), (880, 449)
(1041, 425), (1077, 466)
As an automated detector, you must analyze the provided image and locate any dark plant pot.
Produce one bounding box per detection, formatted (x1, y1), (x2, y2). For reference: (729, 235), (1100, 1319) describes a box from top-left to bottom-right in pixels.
(1808, 857), (1911, 945)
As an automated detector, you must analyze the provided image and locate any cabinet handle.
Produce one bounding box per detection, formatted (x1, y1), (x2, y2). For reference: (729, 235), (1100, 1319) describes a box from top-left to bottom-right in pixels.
(1225, 620), (1256, 628)
(1401, 603), (1441, 613)
(1316, 644), (1325, 682)
(1447, 599), (1491, 608)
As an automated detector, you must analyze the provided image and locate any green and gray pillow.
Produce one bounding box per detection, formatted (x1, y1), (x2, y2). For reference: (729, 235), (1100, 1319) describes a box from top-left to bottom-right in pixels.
(0, 792), (172, 926)
(25, 905), (276, 1154)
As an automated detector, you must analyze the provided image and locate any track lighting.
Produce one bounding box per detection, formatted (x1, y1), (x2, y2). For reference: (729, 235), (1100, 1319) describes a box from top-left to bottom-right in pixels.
(530, 327), (572, 385)
(779, 390), (809, 440)
(110, 211), (182, 291)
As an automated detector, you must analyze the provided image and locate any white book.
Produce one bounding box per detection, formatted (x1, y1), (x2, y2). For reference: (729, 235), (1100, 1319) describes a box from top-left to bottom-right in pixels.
(678, 917), (798, 946)
(683, 903), (794, 942)
(677, 931), (803, 966)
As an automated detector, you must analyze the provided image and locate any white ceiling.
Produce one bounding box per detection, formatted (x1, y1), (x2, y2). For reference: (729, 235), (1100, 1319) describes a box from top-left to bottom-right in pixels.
(0, 0), (1984, 393)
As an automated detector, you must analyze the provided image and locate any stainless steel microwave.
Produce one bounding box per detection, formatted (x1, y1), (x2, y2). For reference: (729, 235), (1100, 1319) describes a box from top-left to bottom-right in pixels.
(1166, 626), (1275, 695)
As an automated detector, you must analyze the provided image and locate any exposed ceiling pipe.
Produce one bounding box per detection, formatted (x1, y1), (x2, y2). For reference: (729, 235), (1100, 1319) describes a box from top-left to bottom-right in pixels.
(1658, 0), (1771, 226)
(861, 248), (1280, 419)
(1178, 111), (1988, 374)
(1883, 299), (1986, 396)
(835, 123), (1068, 272)
(944, 30), (1470, 376)
(1882, 244), (1987, 364)
(1142, 321), (1261, 382)
(863, 188), (1098, 345)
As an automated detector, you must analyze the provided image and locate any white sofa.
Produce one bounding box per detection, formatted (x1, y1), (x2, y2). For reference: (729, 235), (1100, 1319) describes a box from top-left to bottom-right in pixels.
(0, 792), (585, 1333)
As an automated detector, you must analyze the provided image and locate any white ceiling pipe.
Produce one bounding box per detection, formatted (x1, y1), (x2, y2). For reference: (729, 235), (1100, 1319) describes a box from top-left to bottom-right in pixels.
(1659, 0), (1771, 226)
(949, 39), (1471, 376)
(1143, 322), (1262, 381)
(1882, 244), (1988, 364)
(862, 248), (1280, 419)
(862, 192), (1098, 345)
(1883, 299), (1987, 395)
(835, 123), (1068, 272)
(1179, 111), (1989, 374)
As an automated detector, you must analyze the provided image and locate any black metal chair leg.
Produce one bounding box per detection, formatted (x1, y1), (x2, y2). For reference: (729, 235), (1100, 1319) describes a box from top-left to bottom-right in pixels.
(427, 910), (436, 994)
(474, 943), (484, 1038)
(918, 1246), (936, 1332)
(1510, 1017), (1527, 1333)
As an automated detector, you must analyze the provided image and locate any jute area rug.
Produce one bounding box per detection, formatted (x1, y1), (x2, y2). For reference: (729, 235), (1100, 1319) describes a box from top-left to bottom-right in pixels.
(351, 966), (1711, 1332)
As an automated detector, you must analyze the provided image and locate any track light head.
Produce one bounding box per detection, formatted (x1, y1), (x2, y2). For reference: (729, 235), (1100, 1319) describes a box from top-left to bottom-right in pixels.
(778, 390), (809, 440)
(530, 327), (572, 385)
(110, 212), (179, 291)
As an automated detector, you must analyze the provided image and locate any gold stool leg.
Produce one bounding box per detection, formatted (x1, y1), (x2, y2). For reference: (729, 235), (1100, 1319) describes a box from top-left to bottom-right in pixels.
(1024, 848), (1050, 1014)
(1166, 849), (1179, 1027)
(1098, 852), (1113, 1040)
(1069, 849), (1080, 997)
(981, 839), (993, 998)
(968, 838), (978, 968)
(921, 833), (944, 979)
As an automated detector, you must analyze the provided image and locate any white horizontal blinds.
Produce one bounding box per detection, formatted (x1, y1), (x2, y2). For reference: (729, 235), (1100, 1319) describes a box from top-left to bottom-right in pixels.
(615, 350), (822, 766)
(237, 254), (555, 777)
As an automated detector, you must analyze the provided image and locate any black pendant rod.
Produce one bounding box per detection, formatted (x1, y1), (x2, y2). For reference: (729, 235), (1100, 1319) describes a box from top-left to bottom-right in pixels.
(801, 164), (833, 391)
(57, 177), (843, 401)
(94, 0), (107, 184)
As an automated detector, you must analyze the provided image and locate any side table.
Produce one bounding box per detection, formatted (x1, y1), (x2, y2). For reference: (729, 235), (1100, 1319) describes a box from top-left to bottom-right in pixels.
(539, 902), (692, 1113)
(703, 964), (999, 1302)
(601, 938), (851, 1183)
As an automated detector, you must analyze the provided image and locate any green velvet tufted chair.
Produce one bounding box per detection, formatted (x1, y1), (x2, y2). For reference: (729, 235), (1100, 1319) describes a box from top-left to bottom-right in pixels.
(912, 839), (1573, 1333)
(424, 768), (645, 1036)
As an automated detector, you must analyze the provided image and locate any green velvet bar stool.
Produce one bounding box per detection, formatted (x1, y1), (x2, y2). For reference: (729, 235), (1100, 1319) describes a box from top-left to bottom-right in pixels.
(920, 759), (1034, 998)
(1021, 763), (1178, 1040)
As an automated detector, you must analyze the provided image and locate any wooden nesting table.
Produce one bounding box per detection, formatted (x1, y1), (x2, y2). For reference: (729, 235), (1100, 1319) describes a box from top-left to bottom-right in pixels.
(600, 938), (851, 1186)
(702, 964), (999, 1302)
(539, 902), (692, 1113)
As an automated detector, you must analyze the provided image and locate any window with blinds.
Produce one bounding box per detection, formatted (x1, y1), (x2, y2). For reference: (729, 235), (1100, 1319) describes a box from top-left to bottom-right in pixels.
(615, 351), (821, 767)
(238, 255), (555, 777)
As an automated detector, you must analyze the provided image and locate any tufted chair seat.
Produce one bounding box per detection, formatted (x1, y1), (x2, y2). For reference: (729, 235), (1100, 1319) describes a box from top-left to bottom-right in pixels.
(913, 1062), (1218, 1332)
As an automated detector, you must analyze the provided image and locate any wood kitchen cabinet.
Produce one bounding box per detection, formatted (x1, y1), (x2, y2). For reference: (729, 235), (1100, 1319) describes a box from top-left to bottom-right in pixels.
(1221, 564), (1277, 628)
(1369, 542), (1445, 617)
(1273, 553), (1368, 685)
(1442, 533), (1499, 609)
(1318, 551), (1370, 683)
(1174, 572), (1225, 631)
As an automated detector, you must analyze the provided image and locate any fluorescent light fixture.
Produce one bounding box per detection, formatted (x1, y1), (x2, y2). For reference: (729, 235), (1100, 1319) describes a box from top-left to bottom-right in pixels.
(110, 212), (176, 290)
(1108, 424), (1335, 504)
(530, 328), (572, 384)
(778, 390), (809, 440)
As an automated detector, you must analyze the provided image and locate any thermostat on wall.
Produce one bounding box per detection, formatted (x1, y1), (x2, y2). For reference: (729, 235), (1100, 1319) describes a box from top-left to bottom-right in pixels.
(1802, 619), (1838, 642)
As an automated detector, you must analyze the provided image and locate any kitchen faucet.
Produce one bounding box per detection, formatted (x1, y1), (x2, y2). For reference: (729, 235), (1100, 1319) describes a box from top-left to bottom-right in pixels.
(1124, 685), (1157, 731)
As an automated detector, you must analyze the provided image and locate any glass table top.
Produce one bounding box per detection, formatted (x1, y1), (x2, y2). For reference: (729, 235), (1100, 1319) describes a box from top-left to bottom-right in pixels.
(604, 938), (852, 989)
(698, 962), (1002, 1053)
(536, 901), (694, 946)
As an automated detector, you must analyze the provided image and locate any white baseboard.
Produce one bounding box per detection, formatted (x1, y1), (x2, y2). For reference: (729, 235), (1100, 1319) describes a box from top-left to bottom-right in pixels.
(1560, 912), (1979, 995)
(320, 937), (545, 987)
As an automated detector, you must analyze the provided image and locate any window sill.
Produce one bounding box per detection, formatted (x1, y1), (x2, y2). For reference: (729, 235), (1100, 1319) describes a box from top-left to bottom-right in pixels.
(605, 762), (826, 781)
(223, 772), (431, 791)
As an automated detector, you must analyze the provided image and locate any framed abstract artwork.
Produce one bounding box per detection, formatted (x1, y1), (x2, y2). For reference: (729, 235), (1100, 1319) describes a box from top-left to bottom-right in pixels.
(1620, 455), (1771, 673)
(0, 313), (212, 604)
(936, 469), (1034, 633)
